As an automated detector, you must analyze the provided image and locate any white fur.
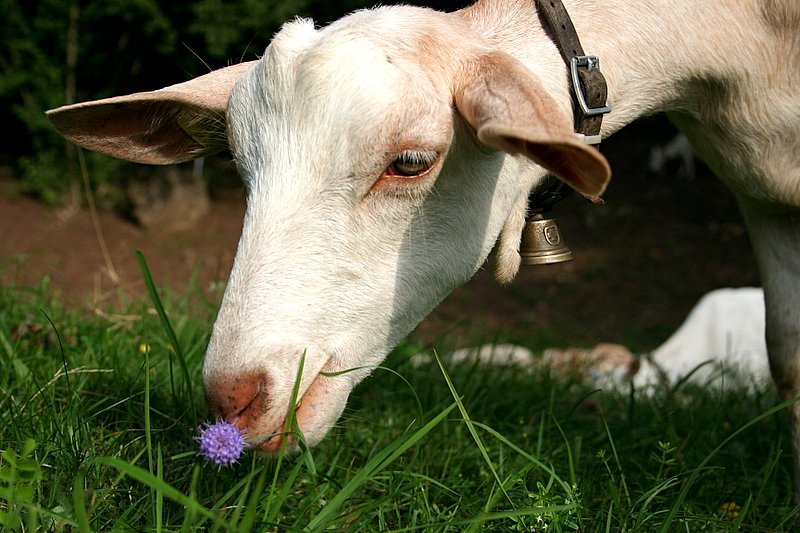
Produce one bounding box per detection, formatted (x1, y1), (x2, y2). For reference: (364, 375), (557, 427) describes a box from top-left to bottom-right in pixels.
(635, 288), (769, 390)
(416, 288), (769, 393)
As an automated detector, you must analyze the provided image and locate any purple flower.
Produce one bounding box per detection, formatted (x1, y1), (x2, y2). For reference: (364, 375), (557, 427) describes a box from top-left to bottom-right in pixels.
(195, 421), (247, 466)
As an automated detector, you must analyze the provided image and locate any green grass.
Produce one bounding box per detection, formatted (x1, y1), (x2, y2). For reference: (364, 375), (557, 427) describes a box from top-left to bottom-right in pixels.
(1, 269), (798, 531)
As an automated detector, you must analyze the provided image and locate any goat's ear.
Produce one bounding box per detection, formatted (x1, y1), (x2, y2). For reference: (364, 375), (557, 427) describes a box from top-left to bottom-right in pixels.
(454, 52), (610, 196)
(46, 61), (257, 165)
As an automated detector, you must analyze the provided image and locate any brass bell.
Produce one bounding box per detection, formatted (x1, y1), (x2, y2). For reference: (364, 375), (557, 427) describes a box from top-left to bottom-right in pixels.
(520, 214), (573, 265)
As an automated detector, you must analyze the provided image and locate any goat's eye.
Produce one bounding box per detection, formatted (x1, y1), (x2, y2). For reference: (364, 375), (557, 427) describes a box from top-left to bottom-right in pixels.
(371, 148), (442, 195)
(388, 150), (438, 177)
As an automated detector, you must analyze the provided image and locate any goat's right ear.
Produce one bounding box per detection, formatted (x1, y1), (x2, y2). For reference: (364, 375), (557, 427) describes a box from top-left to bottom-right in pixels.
(46, 61), (257, 165)
(454, 52), (610, 197)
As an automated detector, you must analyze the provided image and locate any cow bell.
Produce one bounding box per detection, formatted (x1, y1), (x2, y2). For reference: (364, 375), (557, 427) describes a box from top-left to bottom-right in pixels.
(520, 214), (573, 265)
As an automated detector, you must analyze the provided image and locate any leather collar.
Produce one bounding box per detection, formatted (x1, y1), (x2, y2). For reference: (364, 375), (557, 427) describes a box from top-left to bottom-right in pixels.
(528, 0), (611, 215)
(535, 0), (611, 144)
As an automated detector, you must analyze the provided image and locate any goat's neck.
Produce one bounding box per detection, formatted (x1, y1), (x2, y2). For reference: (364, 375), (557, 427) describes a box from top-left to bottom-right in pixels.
(460, 0), (763, 136)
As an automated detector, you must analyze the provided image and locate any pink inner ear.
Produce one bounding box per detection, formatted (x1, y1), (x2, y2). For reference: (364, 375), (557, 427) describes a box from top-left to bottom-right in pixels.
(48, 96), (223, 165)
(521, 139), (611, 197)
(48, 98), (208, 165)
(477, 122), (611, 197)
(47, 60), (257, 165)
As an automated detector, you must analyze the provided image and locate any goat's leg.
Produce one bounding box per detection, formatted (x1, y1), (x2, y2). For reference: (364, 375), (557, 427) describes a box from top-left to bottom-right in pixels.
(740, 203), (800, 511)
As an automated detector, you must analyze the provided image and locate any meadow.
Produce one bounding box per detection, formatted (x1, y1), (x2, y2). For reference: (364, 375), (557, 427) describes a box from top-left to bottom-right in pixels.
(1, 260), (798, 531)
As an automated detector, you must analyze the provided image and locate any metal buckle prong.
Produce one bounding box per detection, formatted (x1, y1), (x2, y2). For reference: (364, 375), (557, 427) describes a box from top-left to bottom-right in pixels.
(570, 55), (612, 116)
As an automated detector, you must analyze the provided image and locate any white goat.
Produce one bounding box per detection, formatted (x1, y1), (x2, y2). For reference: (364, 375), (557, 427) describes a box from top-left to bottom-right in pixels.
(634, 287), (770, 391)
(414, 288), (769, 393)
(47, 0), (800, 500)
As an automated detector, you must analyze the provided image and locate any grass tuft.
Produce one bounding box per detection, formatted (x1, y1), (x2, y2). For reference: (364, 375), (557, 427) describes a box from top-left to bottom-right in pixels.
(0, 275), (797, 530)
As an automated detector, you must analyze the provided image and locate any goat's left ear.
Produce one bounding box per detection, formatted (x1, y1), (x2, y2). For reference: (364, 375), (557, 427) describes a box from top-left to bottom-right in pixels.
(455, 51), (610, 197)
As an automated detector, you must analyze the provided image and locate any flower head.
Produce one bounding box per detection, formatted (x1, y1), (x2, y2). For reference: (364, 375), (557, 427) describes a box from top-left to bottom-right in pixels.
(195, 421), (247, 467)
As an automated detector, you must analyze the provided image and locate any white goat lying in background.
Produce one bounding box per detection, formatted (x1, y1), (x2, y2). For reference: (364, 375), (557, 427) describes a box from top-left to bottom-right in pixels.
(426, 287), (769, 394)
(633, 287), (769, 391)
(46, 0), (800, 504)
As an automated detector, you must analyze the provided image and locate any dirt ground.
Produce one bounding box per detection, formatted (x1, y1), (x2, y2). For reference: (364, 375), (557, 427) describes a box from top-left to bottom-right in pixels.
(0, 116), (760, 352)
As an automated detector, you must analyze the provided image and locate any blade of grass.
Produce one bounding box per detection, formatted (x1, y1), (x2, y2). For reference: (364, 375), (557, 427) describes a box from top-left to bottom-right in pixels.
(264, 350), (308, 525)
(78, 146), (119, 284)
(605, 500), (614, 533)
(265, 458), (308, 527)
(657, 395), (800, 532)
(238, 457), (270, 532)
(382, 504), (578, 532)
(479, 460), (539, 523)
(219, 476), (252, 533)
(72, 469), (91, 533)
(550, 415), (577, 487)
(208, 466), (259, 518)
(602, 415), (630, 506)
(0, 328), (14, 358)
(304, 401), (458, 532)
(156, 445), (164, 533)
(632, 476), (679, 530)
(432, 350), (512, 517)
(180, 464), (201, 533)
(142, 340), (156, 527)
(41, 311), (72, 399)
(732, 494), (752, 531)
(91, 456), (221, 528)
(144, 346), (153, 477)
(470, 421), (574, 494)
(136, 251), (196, 419)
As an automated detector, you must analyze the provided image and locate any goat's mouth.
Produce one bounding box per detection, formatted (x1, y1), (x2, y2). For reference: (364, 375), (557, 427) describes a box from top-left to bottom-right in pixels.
(222, 368), (344, 455)
(247, 393), (308, 454)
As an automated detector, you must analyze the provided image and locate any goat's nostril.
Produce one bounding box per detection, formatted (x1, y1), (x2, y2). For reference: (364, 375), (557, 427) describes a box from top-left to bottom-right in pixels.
(205, 372), (271, 426)
(229, 378), (268, 419)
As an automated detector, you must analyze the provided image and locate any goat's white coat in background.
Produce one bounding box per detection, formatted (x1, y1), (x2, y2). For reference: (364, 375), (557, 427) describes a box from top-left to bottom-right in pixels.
(428, 288), (770, 393)
(635, 287), (769, 390)
(46, 0), (800, 504)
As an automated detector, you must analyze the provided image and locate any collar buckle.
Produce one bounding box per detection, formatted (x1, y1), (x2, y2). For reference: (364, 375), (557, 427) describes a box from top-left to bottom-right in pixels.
(570, 55), (612, 116)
